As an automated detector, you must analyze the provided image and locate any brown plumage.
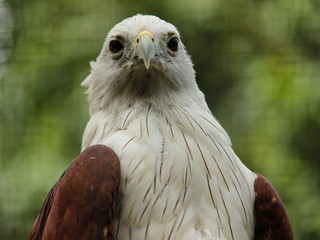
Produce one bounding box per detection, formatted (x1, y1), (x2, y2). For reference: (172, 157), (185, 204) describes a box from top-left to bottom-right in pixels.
(254, 174), (294, 240)
(27, 145), (120, 240)
(27, 147), (294, 240)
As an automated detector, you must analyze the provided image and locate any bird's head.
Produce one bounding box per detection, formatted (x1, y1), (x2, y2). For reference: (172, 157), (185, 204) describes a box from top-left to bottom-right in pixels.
(83, 15), (204, 113)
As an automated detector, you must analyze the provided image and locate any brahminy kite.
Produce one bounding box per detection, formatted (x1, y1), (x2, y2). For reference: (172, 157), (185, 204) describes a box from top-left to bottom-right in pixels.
(27, 14), (293, 240)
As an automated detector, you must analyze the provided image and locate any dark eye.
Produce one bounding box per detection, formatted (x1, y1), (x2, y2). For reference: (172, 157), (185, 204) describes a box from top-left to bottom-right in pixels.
(167, 37), (179, 51)
(109, 40), (124, 53)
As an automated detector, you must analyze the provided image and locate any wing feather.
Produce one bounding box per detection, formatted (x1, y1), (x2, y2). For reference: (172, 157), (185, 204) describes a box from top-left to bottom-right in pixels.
(27, 145), (120, 240)
(254, 173), (293, 240)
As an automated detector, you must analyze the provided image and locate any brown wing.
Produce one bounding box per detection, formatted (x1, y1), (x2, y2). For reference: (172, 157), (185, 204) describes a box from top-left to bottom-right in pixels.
(27, 145), (120, 240)
(254, 173), (294, 240)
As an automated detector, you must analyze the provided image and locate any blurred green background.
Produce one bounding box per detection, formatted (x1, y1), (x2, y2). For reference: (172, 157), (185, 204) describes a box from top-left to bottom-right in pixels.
(1, 0), (319, 239)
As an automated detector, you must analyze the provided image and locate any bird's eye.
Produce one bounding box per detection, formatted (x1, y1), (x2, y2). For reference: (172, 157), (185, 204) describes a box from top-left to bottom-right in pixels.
(109, 40), (124, 54)
(167, 37), (179, 51)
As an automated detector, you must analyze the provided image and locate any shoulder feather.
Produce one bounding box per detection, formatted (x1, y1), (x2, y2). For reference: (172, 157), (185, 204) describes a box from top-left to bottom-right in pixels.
(254, 173), (294, 240)
(27, 145), (120, 240)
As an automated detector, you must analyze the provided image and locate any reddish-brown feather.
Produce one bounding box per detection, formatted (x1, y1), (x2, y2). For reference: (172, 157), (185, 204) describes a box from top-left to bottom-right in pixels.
(27, 145), (120, 240)
(254, 173), (294, 240)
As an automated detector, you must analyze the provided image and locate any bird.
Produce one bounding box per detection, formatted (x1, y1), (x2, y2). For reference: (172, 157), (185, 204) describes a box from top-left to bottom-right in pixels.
(27, 14), (293, 240)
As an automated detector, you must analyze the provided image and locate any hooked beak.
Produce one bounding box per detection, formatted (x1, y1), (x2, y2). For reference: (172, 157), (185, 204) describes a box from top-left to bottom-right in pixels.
(134, 31), (156, 69)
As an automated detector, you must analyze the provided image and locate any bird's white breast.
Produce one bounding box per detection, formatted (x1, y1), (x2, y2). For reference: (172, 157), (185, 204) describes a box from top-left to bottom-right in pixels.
(82, 102), (256, 240)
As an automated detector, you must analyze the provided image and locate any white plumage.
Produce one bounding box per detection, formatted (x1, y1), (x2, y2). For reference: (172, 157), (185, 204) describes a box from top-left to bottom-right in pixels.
(81, 14), (257, 240)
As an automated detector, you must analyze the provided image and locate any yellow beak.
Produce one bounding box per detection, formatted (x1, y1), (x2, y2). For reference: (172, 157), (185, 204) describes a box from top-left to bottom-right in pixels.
(134, 31), (156, 69)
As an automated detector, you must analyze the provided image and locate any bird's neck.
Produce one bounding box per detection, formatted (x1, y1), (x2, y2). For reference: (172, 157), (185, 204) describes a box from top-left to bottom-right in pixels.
(87, 82), (210, 118)
(82, 96), (230, 152)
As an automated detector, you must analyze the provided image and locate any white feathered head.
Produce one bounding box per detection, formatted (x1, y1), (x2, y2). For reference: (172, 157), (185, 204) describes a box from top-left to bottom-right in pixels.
(82, 15), (205, 114)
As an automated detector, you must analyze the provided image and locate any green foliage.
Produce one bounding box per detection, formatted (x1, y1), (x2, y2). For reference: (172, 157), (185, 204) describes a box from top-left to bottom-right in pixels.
(0, 0), (319, 239)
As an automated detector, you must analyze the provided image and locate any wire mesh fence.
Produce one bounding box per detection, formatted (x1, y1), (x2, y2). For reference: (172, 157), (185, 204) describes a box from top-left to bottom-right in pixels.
(1, 0), (319, 239)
